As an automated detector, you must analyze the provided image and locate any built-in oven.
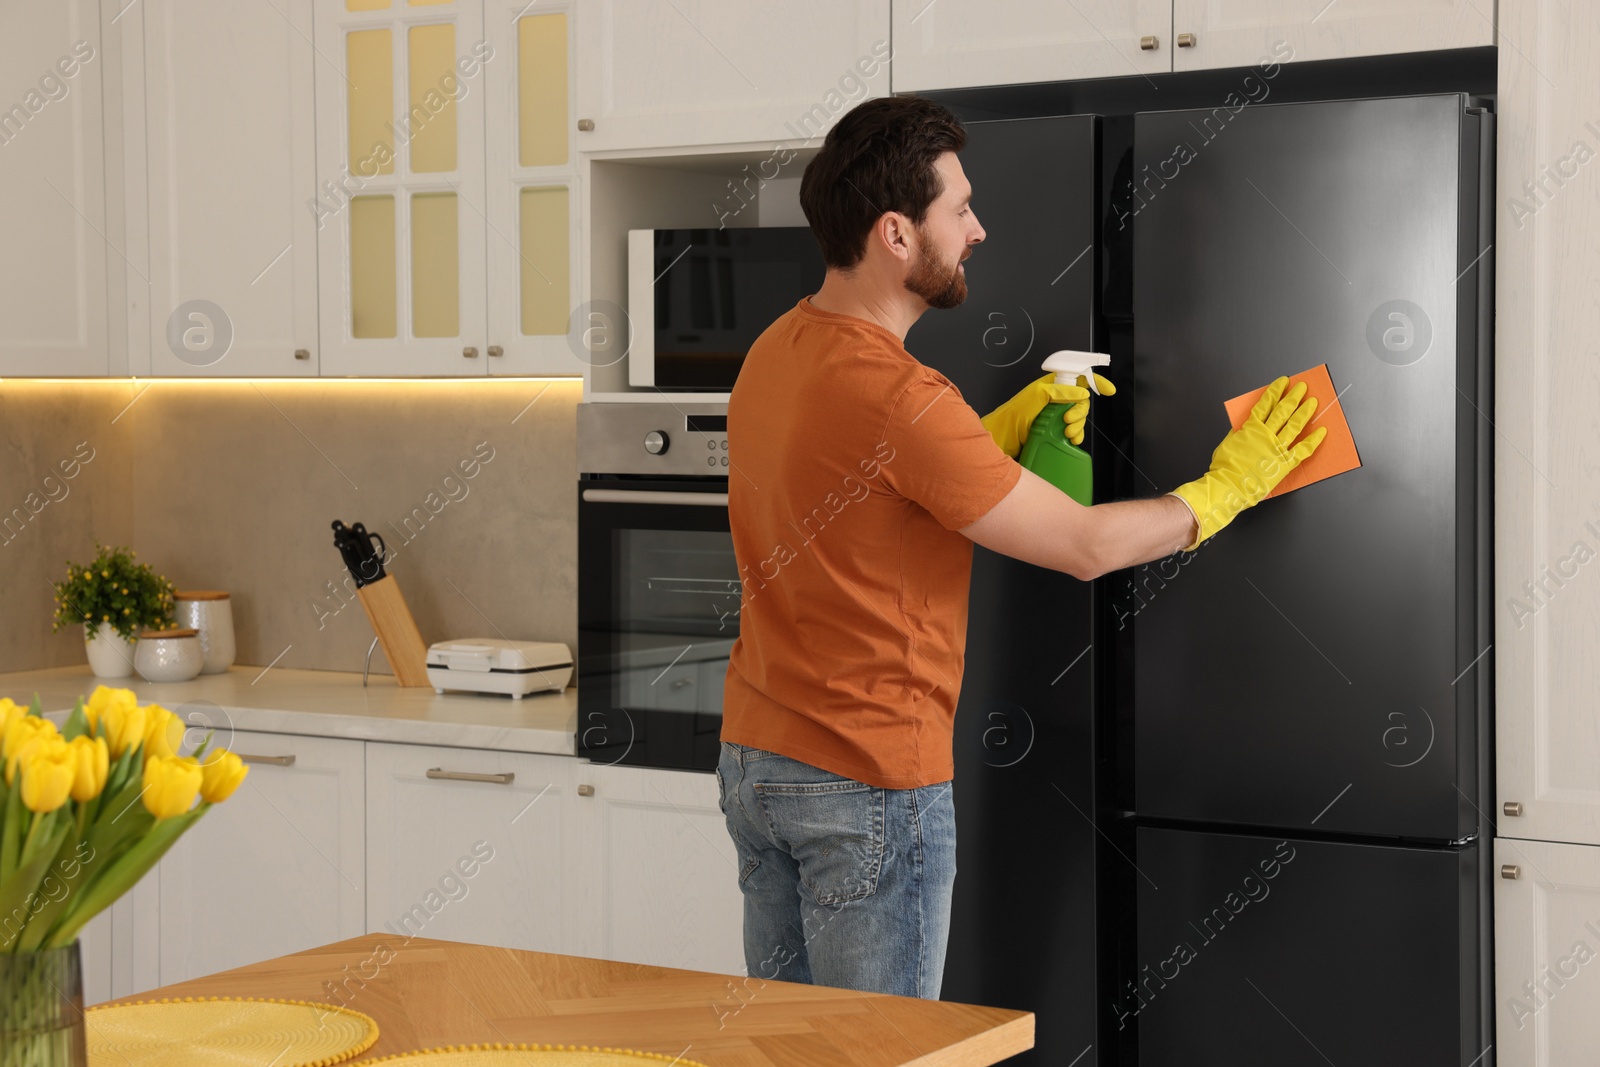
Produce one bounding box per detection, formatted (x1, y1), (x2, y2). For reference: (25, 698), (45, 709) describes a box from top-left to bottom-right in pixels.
(577, 402), (738, 772)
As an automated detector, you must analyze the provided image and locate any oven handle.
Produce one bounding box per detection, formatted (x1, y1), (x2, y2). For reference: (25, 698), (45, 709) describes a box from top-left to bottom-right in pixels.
(581, 488), (729, 507)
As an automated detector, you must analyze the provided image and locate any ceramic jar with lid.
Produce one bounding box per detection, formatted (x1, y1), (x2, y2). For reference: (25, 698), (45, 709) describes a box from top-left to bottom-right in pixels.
(134, 628), (203, 682)
(174, 590), (235, 674)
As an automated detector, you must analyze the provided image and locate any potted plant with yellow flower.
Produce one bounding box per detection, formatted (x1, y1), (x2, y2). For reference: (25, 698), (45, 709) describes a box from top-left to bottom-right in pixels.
(50, 544), (176, 679)
(0, 685), (247, 1067)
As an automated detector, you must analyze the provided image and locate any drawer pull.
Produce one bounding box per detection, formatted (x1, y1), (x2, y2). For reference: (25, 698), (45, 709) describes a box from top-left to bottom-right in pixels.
(426, 767), (514, 785)
(239, 753), (296, 767)
(1501, 864), (1521, 880)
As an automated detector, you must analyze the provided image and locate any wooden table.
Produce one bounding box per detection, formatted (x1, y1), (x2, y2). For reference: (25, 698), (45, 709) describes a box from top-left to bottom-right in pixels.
(114, 935), (1033, 1066)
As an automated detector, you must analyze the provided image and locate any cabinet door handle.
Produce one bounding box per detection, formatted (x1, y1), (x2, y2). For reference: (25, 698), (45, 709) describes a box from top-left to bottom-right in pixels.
(1501, 864), (1521, 880)
(293, 349), (310, 361)
(577, 118), (595, 131)
(670, 677), (693, 689)
(426, 767), (514, 785)
(1140, 35), (1159, 50)
(1503, 801), (1522, 817)
(487, 345), (503, 358)
(239, 753), (296, 767)
(1177, 32), (1196, 47)
(463, 346), (479, 358)
(577, 783), (594, 796)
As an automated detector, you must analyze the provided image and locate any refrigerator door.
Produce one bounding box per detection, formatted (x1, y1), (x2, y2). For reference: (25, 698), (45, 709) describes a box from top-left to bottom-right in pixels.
(1129, 95), (1489, 840)
(905, 115), (1102, 1064)
(1133, 827), (1480, 1066)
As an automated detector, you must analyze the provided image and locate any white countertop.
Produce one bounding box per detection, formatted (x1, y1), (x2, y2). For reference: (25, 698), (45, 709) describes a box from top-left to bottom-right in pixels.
(0, 663), (577, 756)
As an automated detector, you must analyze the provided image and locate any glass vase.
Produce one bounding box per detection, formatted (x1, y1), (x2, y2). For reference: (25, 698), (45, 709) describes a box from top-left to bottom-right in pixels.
(0, 942), (87, 1067)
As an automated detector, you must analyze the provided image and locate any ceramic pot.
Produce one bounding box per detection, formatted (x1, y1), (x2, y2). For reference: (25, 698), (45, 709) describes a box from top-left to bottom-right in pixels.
(133, 628), (203, 683)
(83, 622), (135, 679)
(174, 591), (235, 674)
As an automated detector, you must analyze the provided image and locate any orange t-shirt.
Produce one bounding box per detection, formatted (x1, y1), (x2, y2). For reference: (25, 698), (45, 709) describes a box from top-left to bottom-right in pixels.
(720, 296), (1022, 789)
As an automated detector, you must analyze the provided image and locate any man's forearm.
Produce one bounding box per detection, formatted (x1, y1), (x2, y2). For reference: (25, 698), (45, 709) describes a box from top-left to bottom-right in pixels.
(961, 465), (1198, 581)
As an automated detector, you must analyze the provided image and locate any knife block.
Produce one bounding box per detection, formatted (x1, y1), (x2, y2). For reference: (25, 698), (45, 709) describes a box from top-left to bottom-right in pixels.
(355, 577), (430, 686)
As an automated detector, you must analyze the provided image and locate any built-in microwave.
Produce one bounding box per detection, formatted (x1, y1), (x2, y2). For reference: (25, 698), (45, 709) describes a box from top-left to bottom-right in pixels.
(626, 226), (824, 392)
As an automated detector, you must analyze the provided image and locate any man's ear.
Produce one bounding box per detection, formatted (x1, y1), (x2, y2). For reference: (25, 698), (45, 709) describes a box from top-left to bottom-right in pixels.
(880, 212), (914, 263)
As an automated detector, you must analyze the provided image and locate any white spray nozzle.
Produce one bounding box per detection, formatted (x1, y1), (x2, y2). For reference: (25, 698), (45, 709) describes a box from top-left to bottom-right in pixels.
(1042, 349), (1110, 394)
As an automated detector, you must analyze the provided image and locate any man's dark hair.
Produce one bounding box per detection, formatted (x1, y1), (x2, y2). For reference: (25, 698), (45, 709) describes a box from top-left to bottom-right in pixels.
(799, 96), (967, 271)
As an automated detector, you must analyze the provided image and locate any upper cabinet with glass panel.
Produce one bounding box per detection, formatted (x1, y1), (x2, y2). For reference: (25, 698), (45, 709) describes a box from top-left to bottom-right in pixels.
(315, 0), (576, 376)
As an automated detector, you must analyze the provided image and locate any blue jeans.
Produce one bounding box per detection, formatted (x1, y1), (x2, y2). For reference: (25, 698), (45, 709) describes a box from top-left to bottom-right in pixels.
(715, 740), (957, 999)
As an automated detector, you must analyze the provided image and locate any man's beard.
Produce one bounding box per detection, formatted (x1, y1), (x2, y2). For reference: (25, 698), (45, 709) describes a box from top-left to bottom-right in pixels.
(904, 234), (968, 310)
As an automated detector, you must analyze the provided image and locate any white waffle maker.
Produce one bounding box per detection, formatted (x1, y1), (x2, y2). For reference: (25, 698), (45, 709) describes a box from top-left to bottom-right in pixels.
(425, 638), (573, 699)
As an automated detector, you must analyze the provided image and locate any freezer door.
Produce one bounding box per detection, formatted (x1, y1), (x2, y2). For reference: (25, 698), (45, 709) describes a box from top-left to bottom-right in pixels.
(1133, 827), (1481, 1066)
(1129, 95), (1488, 840)
(905, 115), (1103, 1064)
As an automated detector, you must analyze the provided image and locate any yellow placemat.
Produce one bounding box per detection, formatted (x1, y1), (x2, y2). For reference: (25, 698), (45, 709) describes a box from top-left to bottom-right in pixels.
(87, 995), (379, 1067)
(359, 1045), (710, 1066)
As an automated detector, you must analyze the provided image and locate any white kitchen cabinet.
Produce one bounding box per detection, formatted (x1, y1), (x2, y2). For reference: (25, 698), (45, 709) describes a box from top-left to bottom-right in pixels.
(483, 0), (582, 377)
(314, 0), (577, 377)
(79, 909), (111, 1005)
(893, 0), (1495, 92)
(313, 0), (490, 376)
(891, 0), (1169, 93)
(567, 760), (743, 975)
(156, 731), (366, 987)
(1494, 0), (1600, 850)
(1494, 838), (1600, 1065)
(574, 0), (891, 152)
(1169, 0), (1493, 72)
(0, 1), (108, 376)
(138, 0), (319, 377)
(365, 741), (572, 953)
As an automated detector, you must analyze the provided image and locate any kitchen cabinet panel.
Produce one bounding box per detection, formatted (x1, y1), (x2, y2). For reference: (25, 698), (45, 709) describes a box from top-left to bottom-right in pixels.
(567, 760), (744, 975)
(157, 731), (366, 987)
(365, 741), (571, 953)
(574, 0), (891, 152)
(314, 0), (490, 376)
(1494, 838), (1600, 1066)
(1170, 0), (1493, 72)
(1494, 0), (1600, 850)
(0, 0), (108, 376)
(892, 0), (1170, 92)
(140, 0), (319, 376)
(484, 0), (581, 376)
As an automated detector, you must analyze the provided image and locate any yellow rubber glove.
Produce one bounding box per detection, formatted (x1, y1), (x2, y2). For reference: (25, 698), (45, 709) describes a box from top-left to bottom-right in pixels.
(1169, 376), (1327, 550)
(982, 372), (1117, 456)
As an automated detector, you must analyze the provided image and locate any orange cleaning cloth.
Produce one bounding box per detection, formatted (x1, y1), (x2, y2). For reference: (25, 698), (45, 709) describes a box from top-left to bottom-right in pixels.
(1222, 364), (1361, 499)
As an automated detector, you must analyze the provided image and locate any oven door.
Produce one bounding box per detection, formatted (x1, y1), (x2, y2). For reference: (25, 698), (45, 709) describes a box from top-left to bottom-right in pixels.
(577, 475), (737, 771)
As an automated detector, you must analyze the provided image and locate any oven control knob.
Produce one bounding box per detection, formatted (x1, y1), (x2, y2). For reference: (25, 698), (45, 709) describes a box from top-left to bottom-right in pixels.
(643, 430), (669, 455)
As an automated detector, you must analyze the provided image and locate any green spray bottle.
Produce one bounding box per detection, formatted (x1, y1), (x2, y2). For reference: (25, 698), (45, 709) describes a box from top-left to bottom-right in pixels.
(1018, 349), (1108, 505)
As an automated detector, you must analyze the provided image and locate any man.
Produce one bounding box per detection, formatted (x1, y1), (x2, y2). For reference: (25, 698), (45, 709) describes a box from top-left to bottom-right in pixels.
(717, 96), (1325, 999)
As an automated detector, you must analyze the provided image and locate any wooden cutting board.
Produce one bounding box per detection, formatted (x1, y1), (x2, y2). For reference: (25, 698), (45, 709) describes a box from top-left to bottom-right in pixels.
(102, 935), (1033, 1066)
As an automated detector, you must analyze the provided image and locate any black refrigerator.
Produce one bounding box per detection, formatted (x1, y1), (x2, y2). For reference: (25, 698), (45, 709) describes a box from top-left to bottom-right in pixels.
(908, 93), (1493, 1066)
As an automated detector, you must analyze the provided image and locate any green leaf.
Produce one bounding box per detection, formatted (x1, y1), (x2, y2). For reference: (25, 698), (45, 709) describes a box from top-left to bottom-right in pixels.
(45, 806), (209, 949)
(60, 699), (88, 742)
(0, 816), (71, 954)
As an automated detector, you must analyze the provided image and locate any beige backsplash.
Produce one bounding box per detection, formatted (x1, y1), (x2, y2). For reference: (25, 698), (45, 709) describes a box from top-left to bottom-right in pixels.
(0, 378), (581, 679)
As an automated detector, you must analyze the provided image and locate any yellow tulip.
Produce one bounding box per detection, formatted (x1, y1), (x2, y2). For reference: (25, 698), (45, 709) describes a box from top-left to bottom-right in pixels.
(0, 698), (23, 737)
(98, 700), (148, 760)
(20, 737), (75, 813)
(141, 755), (202, 819)
(68, 735), (110, 803)
(4, 715), (60, 785)
(142, 705), (183, 761)
(85, 686), (137, 736)
(199, 750), (248, 803)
